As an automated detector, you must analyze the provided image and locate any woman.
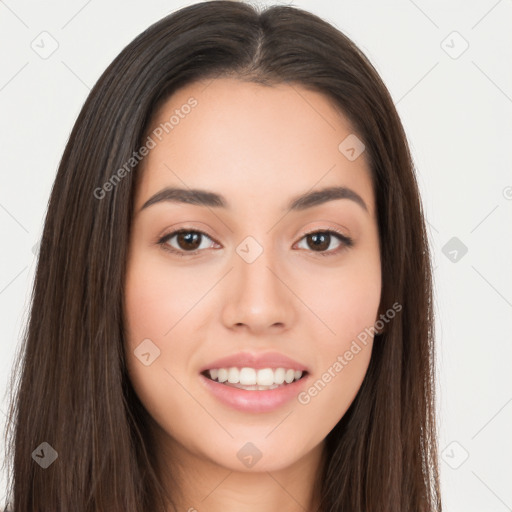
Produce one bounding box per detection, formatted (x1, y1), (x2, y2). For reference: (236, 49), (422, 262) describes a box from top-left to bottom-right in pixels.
(3, 1), (442, 510)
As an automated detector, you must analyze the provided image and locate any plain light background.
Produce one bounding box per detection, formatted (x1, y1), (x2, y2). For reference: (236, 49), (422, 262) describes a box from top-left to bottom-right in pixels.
(1, 0), (511, 510)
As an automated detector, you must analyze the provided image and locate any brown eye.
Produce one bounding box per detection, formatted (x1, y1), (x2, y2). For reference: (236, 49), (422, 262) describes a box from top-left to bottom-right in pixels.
(176, 231), (202, 251)
(158, 229), (218, 255)
(306, 232), (331, 251)
(295, 229), (353, 256)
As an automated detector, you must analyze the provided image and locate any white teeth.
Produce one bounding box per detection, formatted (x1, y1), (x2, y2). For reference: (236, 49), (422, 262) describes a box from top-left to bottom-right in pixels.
(206, 367), (304, 386)
(227, 367), (239, 383)
(256, 368), (274, 386)
(217, 368), (228, 383)
(239, 367), (257, 385)
(274, 368), (285, 385)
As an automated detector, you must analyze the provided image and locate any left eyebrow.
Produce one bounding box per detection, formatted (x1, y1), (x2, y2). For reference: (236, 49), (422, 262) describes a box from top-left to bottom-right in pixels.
(139, 185), (368, 214)
(287, 185), (368, 213)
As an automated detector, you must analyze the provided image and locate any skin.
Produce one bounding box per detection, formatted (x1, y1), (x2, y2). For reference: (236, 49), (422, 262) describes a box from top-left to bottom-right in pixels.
(123, 77), (382, 512)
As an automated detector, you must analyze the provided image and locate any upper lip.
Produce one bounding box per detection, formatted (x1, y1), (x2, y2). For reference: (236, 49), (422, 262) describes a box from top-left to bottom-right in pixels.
(200, 351), (309, 373)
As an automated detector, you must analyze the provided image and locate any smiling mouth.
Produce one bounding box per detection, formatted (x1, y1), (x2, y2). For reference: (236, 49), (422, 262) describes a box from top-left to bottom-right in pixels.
(201, 368), (308, 391)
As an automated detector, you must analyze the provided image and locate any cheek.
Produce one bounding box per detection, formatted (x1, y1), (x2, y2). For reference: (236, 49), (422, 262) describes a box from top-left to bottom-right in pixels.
(123, 250), (208, 341)
(304, 251), (382, 342)
(123, 254), (202, 438)
(296, 280), (378, 427)
(297, 340), (373, 432)
(123, 252), (191, 394)
(295, 253), (380, 422)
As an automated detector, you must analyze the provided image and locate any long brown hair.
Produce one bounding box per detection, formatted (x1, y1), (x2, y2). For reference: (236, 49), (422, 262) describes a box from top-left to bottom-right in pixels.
(2, 1), (441, 510)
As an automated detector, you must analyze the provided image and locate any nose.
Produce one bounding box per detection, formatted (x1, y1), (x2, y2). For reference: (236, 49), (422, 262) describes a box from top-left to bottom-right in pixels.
(220, 240), (296, 334)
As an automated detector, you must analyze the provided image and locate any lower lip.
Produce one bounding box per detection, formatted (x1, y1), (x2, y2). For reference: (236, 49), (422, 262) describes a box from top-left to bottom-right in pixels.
(199, 373), (310, 413)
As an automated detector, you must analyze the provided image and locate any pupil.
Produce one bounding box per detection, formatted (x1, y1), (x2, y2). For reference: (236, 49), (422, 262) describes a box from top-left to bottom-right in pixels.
(178, 232), (201, 250)
(309, 233), (329, 251)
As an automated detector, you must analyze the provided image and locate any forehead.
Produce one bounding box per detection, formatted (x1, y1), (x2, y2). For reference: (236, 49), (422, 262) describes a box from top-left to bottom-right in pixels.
(136, 78), (375, 217)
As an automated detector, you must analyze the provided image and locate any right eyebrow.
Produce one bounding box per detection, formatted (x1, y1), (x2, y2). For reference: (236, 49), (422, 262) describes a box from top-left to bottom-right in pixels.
(139, 187), (228, 213)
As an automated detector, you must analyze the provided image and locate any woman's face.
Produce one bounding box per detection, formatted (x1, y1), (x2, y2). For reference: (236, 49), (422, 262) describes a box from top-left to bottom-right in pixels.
(124, 78), (381, 473)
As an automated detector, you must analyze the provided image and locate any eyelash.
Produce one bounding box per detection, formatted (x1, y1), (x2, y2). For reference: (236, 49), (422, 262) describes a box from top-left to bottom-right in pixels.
(157, 227), (353, 257)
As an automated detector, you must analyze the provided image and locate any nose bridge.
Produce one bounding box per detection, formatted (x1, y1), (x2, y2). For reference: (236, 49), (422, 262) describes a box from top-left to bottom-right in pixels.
(221, 233), (295, 330)
(238, 236), (278, 294)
